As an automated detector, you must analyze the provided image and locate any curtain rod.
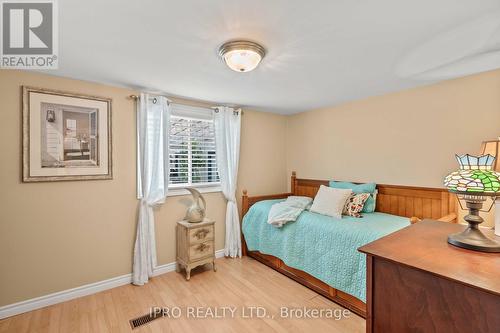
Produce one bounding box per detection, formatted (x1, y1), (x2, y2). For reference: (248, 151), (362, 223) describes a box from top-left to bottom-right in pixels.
(129, 94), (242, 114)
(128, 94), (171, 101)
(129, 94), (173, 106)
(211, 106), (243, 115)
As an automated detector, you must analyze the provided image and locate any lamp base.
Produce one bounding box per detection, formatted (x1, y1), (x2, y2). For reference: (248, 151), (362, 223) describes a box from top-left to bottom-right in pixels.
(448, 227), (500, 253)
(448, 196), (500, 253)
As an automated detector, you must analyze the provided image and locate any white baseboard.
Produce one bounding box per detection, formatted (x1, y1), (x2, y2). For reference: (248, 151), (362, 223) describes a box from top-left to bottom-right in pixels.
(0, 249), (225, 320)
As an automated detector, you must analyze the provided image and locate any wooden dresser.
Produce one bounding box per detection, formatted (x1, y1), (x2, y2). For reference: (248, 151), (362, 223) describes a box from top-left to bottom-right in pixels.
(359, 220), (500, 333)
(176, 219), (216, 280)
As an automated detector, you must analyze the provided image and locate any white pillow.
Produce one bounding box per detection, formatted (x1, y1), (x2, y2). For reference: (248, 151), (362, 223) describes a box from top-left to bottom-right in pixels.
(310, 185), (352, 219)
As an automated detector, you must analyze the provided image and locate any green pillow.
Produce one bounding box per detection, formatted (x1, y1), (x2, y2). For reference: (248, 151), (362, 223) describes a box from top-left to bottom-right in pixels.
(329, 181), (377, 213)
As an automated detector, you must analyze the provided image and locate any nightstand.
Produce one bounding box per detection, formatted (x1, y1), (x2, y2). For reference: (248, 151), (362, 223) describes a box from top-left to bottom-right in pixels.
(176, 218), (216, 280)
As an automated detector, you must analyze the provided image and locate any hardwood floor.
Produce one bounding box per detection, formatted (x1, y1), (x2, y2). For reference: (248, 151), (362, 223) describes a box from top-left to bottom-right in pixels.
(0, 257), (365, 333)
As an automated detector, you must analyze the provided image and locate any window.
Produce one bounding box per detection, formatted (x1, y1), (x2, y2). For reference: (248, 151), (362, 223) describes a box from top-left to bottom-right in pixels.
(168, 104), (219, 191)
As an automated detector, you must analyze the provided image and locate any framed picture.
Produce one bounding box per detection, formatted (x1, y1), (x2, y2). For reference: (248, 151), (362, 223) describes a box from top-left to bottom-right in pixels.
(23, 86), (112, 182)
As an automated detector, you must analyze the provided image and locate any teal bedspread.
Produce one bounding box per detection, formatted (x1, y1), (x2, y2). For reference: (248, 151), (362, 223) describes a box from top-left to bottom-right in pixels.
(242, 199), (410, 302)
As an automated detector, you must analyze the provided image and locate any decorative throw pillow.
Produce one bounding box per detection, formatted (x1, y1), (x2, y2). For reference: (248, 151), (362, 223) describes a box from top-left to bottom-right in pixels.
(310, 185), (352, 219)
(343, 193), (371, 218)
(329, 181), (377, 213)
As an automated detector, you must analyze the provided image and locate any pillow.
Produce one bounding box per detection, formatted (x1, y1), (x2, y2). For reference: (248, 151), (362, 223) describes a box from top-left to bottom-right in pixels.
(310, 185), (352, 219)
(285, 196), (313, 209)
(343, 193), (371, 218)
(329, 181), (377, 213)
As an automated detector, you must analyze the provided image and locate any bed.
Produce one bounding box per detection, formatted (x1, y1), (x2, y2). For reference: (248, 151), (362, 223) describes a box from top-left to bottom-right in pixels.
(241, 172), (458, 318)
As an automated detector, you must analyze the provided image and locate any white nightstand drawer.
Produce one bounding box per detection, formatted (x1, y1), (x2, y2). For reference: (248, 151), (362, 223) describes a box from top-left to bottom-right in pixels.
(189, 241), (214, 261)
(188, 225), (214, 244)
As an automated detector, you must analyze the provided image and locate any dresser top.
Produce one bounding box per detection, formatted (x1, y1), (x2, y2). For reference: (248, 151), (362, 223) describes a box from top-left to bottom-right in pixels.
(359, 220), (500, 296)
(177, 218), (214, 228)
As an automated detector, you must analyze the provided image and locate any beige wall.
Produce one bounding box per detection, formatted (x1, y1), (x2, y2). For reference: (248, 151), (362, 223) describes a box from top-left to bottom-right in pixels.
(286, 69), (500, 226)
(0, 70), (288, 306)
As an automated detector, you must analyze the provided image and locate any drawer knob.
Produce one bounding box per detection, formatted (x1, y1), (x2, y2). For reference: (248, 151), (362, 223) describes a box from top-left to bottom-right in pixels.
(194, 228), (210, 239)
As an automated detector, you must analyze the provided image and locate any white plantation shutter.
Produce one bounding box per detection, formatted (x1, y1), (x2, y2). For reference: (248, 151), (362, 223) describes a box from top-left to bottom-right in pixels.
(169, 104), (219, 187)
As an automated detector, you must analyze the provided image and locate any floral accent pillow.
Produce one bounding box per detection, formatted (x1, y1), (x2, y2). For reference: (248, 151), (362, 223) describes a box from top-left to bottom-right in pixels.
(343, 193), (371, 218)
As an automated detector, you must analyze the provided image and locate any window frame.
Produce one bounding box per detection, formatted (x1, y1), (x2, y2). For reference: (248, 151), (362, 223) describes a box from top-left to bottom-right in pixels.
(167, 106), (221, 197)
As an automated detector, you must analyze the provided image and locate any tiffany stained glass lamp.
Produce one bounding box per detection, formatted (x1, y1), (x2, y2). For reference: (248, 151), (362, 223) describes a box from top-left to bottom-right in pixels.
(444, 154), (500, 252)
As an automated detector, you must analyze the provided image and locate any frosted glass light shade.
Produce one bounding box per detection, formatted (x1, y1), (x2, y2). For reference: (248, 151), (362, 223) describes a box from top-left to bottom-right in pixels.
(219, 41), (265, 73)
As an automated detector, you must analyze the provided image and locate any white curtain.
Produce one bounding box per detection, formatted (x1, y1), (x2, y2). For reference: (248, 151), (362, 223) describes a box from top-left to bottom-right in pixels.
(214, 106), (242, 258)
(133, 93), (171, 285)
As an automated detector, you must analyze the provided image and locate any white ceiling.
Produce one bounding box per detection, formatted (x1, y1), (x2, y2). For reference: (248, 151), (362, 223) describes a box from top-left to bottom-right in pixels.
(47, 0), (500, 114)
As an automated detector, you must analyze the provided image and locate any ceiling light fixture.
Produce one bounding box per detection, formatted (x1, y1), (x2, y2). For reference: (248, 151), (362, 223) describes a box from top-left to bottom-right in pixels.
(218, 40), (265, 73)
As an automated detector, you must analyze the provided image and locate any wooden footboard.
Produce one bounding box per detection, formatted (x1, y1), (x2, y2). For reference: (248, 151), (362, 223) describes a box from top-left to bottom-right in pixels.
(240, 172), (458, 318)
(241, 190), (293, 256)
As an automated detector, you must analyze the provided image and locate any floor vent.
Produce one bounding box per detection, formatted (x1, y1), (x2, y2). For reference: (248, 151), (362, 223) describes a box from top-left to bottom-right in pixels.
(129, 311), (163, 329)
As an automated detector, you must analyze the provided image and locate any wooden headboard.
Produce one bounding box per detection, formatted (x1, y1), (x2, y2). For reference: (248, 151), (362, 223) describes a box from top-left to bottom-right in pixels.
(242, 171), (458, 223)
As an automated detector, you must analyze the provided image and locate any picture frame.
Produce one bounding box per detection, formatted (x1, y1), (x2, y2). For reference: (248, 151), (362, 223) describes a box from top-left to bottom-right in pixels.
(22, 86), (113, 182)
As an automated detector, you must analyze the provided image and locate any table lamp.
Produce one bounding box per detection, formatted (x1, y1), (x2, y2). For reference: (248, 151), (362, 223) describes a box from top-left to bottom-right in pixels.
(444, 154), (500, 252)
(480, 138), (500, 236)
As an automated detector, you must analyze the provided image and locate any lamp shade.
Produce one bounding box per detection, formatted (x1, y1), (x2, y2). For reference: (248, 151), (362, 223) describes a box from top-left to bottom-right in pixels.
(480, 139), (500, 172)
(444, 154), (500, 194)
